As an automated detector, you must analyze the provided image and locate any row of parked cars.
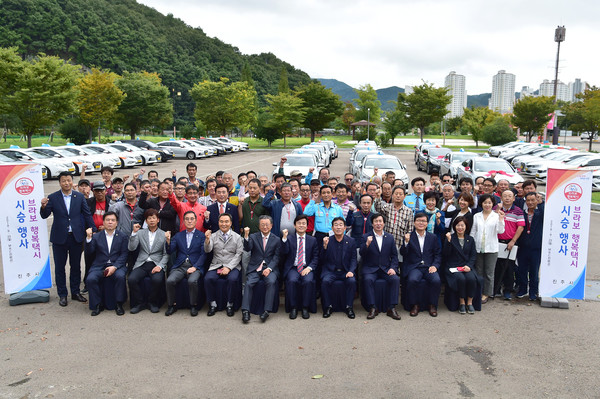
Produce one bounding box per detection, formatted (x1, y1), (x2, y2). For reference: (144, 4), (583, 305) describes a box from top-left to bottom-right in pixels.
(0, 137), (249, 179)
(271, 140), (339, 177)
(349, 140), (410, 186)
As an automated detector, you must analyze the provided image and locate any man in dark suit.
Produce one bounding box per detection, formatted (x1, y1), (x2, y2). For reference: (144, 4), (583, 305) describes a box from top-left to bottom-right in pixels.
(320, 217), (357, 319)
(165, 210), (206, 317)
(280, 215), (318, 320)
(138, 181), (179, 236)
(359, 213), (401, 320)
(400, 212), (442, 317)
(84, 211), (129, 316)
(128, 208), (169, 314)
(204, 183), (240, 233)
(41, 172), (96, 307)
(241, 215), (280, 323)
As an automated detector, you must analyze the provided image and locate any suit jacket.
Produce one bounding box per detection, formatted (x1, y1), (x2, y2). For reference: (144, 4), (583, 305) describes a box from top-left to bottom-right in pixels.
(204, 230), (243, 272)
(243, 231), (280, 275)
(400, 231), (441, 277)
(442, 234), (477, 270)
(359, 232), (399, 275)
(40, 190), (96, 244)
(204, 202), (240, 233)
(262, 190), (303, 236)
(168, 229), (207, 272)
(138, 191), (179, 235)
(128, 228), (170, 270)
(85, 230), (129, 270)
(280, 233), (318, 278)
(320, 235), (357, 276)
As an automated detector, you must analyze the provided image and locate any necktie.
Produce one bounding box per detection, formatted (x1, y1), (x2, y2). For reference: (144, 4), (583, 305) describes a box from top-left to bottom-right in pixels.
(297, 236), (304, 273)
(219, 203), (225, 214)
(223, 232), (228, 241)
(263, 235), (268, 250)
(415, 196), (421, 210)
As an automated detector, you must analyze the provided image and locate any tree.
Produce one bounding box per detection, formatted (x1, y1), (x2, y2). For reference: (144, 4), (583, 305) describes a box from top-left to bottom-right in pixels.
(462, 106), (499, 147)
(383, 93), (412, 144)
(0, 47), (23, 115)
(7, 54), (81, 147)
(482, 116), (516, 146)
(240, 62), (254, 87)
(78, 68), (124, 143)
(190, 77), (257, 135)
(278, 66), (289, 94)
(511, 96), (555, 142)
(254, 110), (282, 147)
(59, 117), (89, 145)
(296, 81), (343, 142)
(403, 82), (451, 142)
(339, 102), (357, 134)
(354, 84), (381, 124)
(114, 71), (173, 139)
(562, 88), (600, 152)
(446, 116), (463, 133)
(264, 92), (305, 148)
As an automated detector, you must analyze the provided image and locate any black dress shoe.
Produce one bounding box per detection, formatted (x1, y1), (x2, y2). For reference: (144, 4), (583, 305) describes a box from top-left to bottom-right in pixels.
(72, 293), (88, 303)
(81, 287), (88, 294)
(260, 311), (269, 322)
(386, 307), (401, 320)
(165, 306), (177, 316)
(410, 305), (419, 317)
(242, 310), (250, 324)
(367, 307), (379, 319)
(428, 305), (438, 317)
(345, 307), (356, 319)
(302, 308), (310, 319)
(207, 305), (217, 316)
(59, 297), (67, 307)
(323, 306), (333, 318)
(115, 303), (124, 316)
(289, 308), (298, 319)
(91, 305), (102, 316)
(226, 306), (235, 317)
(130, 304), (146, 314)
(149, 304), (160, 313)
(190, 306), (199, 317)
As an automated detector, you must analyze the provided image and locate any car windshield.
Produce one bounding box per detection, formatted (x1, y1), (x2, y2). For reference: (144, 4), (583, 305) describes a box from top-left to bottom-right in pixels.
(566, 156), (597, 166)
(31, 149), (60, 157)
(283, 156), (315, 167)
(364, 158), (401, 169)
(355, 151), (378, 162)
(23, 151), (49, 160)
(142, 141), (160, 149)
(474, 160), (514, 173)
(427, 147), (451, 157)
(61, 148), (84, 155)
(452, 153), (475, 163)
(82, 147), (104, 154)
(0, 153), (15, 162)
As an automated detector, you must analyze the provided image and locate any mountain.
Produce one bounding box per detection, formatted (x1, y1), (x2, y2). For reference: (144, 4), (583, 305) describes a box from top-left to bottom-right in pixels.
(0, 0), (312, 123)
(317, 79), (404, 111)
(467, 93), (491, 108)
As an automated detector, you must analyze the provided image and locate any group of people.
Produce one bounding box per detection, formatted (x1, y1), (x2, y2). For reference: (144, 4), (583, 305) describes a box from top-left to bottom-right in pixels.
(39, 157), (544, 322)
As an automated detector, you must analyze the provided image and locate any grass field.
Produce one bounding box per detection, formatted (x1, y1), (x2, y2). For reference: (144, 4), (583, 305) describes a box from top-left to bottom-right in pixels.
(593, 192), (600, 204)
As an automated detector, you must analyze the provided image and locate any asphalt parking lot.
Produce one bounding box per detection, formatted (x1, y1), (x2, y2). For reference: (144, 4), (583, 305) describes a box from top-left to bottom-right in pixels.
(1, 147), (599, 398)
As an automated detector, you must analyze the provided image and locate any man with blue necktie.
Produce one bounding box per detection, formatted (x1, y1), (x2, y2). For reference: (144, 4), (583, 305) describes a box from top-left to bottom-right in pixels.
(404, 177), (426, 212)
(41, 172), (96, 307)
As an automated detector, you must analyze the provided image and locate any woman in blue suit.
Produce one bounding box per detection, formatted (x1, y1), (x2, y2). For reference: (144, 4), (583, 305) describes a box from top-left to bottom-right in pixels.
(443, 216), (478, 314)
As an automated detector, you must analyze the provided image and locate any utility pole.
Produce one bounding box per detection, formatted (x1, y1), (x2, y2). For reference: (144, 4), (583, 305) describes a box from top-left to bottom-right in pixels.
(552, 26), (566, 145)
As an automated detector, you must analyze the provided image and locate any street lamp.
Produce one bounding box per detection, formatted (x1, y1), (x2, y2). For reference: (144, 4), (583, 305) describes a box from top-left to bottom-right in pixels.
(367, 108), (371, 141)
(552, 26), (566, 145)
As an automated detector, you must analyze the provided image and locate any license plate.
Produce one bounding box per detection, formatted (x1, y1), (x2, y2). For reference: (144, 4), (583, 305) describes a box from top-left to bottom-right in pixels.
(68, 168), (75, 172)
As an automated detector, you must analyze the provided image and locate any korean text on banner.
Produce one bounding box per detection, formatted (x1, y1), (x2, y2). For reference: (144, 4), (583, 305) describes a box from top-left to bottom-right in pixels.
(539, 168), (591, 299)
(0, 164), (52, 294)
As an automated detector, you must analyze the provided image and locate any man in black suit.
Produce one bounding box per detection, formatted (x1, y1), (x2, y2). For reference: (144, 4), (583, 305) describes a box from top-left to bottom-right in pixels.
(40, 172), (95, 306)
(84, 211), (129, 316)
(138, 181), (178, 236)
(400, 212), (442, 317)
(360, 213), (401, 320)
(320, 217), (357, 319)
(280, 215), (318, 320)
(241, 215), (280, 323)
(165, 211), (206, 317)
(204, 183), (240, 233)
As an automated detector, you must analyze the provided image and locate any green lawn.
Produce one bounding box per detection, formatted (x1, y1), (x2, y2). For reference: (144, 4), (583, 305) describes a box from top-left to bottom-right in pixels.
(592, 192), (600, 204)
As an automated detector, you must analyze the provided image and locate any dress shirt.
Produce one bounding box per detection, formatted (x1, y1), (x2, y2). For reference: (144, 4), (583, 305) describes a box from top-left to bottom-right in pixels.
(374, 231), (384, 251)
(302, 200), (344, 233)
(416, 231), (426, 253)
(404, 193), (426, 212)
(62, 191), (73, 232)
(186, 229), (196, 248)
(374, 199), (414, 247)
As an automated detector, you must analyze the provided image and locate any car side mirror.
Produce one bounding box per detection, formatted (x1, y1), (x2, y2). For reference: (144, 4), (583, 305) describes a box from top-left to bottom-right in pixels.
(464, 166), (470, 171)
(272, 162), (277, 166)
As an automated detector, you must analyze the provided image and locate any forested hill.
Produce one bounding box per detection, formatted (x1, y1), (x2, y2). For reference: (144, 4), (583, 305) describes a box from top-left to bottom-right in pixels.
(0, 0), (312, 123)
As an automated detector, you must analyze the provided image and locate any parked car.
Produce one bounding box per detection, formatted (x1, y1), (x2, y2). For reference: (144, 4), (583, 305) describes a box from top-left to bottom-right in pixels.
(291, 148), (326, 168)
(30, 145), (98, 175)
(439, 151), (479, 181)
(0, 147), (75, 179)
(119, 140), (174, 162)
(62, 145), (121, 169)
(108, 143), (160, 165)
(271, 153), (320, 178)
(580, 132), (598, 141)
(520, 150), (582, 176)
(488, 141), (529, 157)
(349, 149), (379, 176)
(535, 155), (600, 181)
(301, 145), (329, 167)
(156, 140), (208, 159)
(180, 140), (216, 157)
(456, 156), (523, 187)
(195, 138), (227, 155)
(319, 140), (338, 158)
(416, 146), (451, 174)
(0, 152), (48, 179)
(81, 144), (141, 168)
(358, 153), (409, 185)
(414, 141), (436, 164)
(214, 137), (249, 151)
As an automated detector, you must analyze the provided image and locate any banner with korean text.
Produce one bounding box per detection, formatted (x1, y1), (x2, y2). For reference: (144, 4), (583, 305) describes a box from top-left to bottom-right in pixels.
(539, 168), (591, 299)
(0, 164), (51, 294)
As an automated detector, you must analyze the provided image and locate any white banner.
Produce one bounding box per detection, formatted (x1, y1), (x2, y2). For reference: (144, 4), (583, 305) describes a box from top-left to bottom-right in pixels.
(539, 168), (591, 299)
(0, 164), (52, 294)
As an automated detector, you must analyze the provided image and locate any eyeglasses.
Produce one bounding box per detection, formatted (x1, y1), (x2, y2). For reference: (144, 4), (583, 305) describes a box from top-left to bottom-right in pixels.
(442, 180), (450, 183)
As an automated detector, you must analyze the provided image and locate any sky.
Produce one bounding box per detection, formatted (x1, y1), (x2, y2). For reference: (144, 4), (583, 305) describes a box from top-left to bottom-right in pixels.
(138, 0), (598, 95)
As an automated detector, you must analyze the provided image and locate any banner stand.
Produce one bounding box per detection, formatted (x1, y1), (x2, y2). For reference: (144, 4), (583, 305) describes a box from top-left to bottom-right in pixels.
(9, 290), (50, 306)
(540, 297), (569, 309)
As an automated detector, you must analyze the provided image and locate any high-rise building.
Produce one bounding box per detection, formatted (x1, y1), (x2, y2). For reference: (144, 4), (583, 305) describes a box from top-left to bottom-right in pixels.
(444, 71), (467, 118)
(489, 70), (515, 114)
(569, 78), (587, 101)
(539, 79), (570, 102)
(520, 86), (535, 99)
